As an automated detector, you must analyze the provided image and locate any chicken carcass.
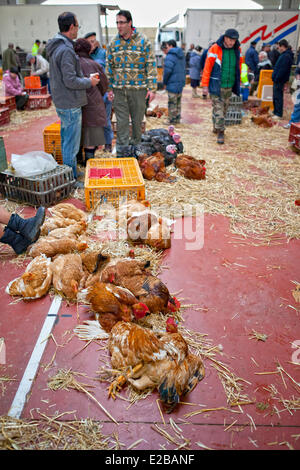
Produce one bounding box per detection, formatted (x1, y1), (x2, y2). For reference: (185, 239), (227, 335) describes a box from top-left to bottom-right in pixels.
(27, 237), (87, 258)
(52, 253), (85, 301)
(106, 321), (205, 411)
(175, 154), (206, 180)
(80, 281), (150, 332)
(6, 254), (52, 299)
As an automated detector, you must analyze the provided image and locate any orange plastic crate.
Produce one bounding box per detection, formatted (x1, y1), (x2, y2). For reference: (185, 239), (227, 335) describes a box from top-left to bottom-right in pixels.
(24, 76), (41, 89)
(84, 158), (145, 210)
(43, 122), (62, 163)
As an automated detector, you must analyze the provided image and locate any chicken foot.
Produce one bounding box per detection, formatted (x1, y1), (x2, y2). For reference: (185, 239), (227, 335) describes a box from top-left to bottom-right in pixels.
(108, 363), (143, 399)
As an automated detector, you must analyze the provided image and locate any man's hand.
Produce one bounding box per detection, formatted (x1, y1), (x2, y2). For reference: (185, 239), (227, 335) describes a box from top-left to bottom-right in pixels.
(202, 86), (208, 94)
(107, 90), (114, 101)
(90, 74), (100, 87)
(146, 91), (156, 103)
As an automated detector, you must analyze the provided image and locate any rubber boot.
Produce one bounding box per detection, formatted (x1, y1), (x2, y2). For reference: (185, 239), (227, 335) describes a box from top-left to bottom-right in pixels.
(217, 131), (225, 145)
(192, 88), (200, 98)
(6, 207), (45, 243)
(0, 227), (33, 255)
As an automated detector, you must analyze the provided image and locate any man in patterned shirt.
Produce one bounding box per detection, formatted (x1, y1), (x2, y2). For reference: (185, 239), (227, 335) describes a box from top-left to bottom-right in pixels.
(106, 10), (157, 157)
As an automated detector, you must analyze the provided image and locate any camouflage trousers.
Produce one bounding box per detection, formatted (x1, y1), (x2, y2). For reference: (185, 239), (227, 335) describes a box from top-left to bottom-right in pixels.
(168, 92), (182, 124)
(211, 87), (232, 131)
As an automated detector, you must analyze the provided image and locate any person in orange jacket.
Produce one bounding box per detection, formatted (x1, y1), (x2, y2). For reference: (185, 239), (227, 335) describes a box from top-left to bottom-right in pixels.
(201, 29), (241, 144)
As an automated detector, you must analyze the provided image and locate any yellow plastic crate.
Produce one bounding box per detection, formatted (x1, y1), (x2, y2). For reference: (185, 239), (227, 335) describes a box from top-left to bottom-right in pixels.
(84, 157), (145, 210)
(43, 122), (62, 163)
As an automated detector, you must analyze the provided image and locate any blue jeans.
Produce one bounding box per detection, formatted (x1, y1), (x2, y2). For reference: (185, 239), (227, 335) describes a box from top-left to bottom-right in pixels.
(103, 93), (114, 145)
(290, 90), (300, 123)
(55, 107), (82, 179)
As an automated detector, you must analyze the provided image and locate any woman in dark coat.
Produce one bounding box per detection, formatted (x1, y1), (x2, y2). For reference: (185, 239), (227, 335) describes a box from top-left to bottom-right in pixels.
(74, 38), (108, 163)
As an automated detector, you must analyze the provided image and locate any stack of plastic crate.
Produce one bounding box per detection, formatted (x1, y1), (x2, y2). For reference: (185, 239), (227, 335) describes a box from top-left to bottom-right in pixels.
(225, 94), (243, 126)
(0, 96), (16, 113)
(0, 107), (10, 126)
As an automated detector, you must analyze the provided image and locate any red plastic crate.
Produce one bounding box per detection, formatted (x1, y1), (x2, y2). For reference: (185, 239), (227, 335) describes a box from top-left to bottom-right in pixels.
(24, 86), (47, 95)
(0, 107), (10, 126)
(26, 94), (52, 110)
(288, 122), (300, 149)
(0, 96), (16, 112)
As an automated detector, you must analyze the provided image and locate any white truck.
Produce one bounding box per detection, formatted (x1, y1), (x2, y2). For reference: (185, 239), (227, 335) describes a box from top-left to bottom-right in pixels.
(183, 9), (300, 55)
(0, 4), (117, 55)
(154, 15), (183, 67)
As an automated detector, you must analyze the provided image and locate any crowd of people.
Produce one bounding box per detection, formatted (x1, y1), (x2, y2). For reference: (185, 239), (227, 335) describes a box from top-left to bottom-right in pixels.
(0, 9), (298, 186)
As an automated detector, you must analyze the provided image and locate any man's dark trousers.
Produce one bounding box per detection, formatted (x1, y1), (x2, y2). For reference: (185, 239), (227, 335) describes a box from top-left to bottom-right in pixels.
(273, 82), (285, 117)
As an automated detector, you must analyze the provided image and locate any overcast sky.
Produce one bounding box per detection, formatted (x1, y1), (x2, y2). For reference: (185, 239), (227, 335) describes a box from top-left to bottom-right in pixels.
(42, 0), (263, 28)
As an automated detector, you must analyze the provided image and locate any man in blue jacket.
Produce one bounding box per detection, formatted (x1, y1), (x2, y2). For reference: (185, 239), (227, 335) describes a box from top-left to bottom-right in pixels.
(47, 12), (100, 187)
(272, 39), (293, 119)
(245, 41), (259, 95)
(163, 40), (186, 124)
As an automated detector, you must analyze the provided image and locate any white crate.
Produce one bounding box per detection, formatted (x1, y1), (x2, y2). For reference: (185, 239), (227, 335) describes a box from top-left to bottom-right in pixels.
(261, 85), (273, 102)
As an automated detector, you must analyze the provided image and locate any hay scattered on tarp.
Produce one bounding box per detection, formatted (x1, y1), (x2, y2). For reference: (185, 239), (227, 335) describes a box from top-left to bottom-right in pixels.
(142, 108), (300, 244)
(0, 413), (121, 450)
(47, 368), (118, 424)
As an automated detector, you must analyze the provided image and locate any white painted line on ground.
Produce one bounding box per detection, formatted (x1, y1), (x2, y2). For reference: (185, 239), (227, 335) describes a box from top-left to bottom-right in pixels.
(8, 295), (62, 419)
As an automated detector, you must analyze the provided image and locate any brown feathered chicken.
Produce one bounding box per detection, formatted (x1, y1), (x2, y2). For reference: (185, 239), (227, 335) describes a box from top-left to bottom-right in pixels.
(126, 210), (159, 243)
(99, 320), (204, 412)
(41, 216), (87, 236)
(27, 237), (87, 258)
(251, 114), (274, 128)
(52, 253), (85, 301)
(117, 199), (151, 221)
(144, 218), (171, 251)
(79, 281), (150, 332)
(6, 254), (52, 299)
(48, 203), (87, 223)
(44, 221), (87, 240)
(175, 155), (206, 180)
(139, 153), (175, 182)
(41, 203), (87, 236)
(98, 256), (180, 314)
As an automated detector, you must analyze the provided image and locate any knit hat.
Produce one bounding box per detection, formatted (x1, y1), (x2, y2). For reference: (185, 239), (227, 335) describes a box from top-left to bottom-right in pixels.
(84, 32), (96, 39)
(224, 29), (239, 40)
(26, 53), (35, 63)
